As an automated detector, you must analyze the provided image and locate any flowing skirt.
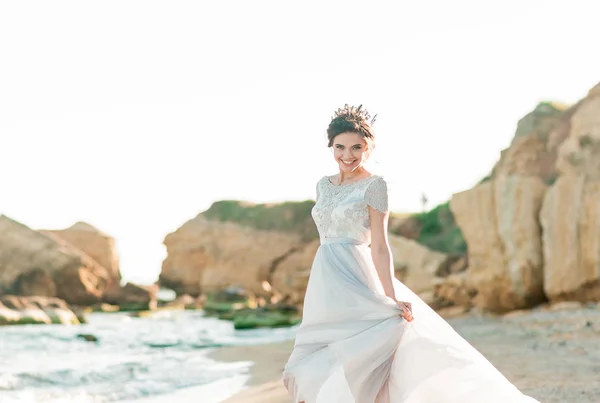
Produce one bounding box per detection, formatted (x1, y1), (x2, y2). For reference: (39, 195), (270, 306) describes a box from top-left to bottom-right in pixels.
(282, 238), (540, 403)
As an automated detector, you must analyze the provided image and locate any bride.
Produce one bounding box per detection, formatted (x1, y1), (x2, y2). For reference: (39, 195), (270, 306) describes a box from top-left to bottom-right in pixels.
(281, 105), (540, 402)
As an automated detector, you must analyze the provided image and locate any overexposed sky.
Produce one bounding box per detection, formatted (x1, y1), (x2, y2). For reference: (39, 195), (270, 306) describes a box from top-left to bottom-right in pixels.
(1, 0), (598, 284)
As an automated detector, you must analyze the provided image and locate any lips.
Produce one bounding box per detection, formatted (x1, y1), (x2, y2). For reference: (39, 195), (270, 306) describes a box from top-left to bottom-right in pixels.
(341, 160), (356, 166)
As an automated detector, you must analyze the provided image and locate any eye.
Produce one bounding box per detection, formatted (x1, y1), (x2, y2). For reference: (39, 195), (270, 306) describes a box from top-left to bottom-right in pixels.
(335, 144), (344, 149)
(352, 145), (362, 150)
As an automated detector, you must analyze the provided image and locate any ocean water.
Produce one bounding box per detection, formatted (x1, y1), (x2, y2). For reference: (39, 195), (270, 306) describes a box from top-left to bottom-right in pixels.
(0, 309), (297, 403)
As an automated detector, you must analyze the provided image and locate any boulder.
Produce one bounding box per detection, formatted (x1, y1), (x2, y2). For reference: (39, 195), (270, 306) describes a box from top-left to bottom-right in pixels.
(102, 282), (158, 311)
(159, 200), (315, 297)
(46, 221), (121, 285)
(11, 267), (56, 297)
(388, 235), (451, 305)
(270, 239), (320, 306)
(0, 295), (80, 326)
(163, 294), (202, 310)
(0, 215), (112, 305)
(434, 272), (474, 309)
(388, 214), (421, 240)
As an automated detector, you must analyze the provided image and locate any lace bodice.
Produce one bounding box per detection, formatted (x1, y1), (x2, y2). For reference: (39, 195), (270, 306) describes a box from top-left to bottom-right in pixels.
(311, 175), (389, 245)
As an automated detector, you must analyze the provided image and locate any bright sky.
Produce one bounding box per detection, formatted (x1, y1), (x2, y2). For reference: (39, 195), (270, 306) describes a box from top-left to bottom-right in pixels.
(1, 1), (599, 285)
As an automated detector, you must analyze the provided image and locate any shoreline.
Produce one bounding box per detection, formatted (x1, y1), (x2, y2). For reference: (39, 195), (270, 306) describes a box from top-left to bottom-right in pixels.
(120, 374), (250, 403)
(210, 304), (600, 403)
(208, 340), (293, 403)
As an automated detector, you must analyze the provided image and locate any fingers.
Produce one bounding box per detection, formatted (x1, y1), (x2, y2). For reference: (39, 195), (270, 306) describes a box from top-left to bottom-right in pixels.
(402, 307), (414, 322)
(396, 301), (414, 321)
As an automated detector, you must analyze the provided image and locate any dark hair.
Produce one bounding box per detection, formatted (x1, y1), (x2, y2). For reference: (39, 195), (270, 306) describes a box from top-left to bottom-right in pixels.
(326, 104), (377, 147)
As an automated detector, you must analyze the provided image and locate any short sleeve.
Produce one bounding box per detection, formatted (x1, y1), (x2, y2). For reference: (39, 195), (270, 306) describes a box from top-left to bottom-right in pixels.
(316, 180), (321, 202)
(315, 177), (325, 202)
(364, 177), (389, 213)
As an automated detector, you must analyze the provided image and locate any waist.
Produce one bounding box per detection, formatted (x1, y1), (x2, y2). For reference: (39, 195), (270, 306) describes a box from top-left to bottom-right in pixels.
(320, 237), (367, 246)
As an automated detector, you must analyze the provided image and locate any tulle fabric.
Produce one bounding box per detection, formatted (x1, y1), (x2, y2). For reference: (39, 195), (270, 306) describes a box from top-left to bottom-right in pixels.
(282, 238), (540, 403)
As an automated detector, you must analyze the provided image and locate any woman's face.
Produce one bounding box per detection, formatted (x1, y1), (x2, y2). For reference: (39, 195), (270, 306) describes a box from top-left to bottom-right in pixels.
(331, 132), (370, 173)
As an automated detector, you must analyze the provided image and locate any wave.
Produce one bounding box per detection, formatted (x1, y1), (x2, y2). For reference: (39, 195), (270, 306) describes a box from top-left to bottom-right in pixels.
(0, 310), (296, 402)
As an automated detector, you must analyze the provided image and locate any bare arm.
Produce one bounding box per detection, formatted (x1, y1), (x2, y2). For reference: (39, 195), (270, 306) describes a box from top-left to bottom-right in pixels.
(365, 177), (413, 321)
(369, 206), (397, 300)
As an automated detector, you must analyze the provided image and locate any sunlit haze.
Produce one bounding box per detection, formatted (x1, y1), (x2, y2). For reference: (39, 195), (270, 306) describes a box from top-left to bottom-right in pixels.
(1, 0), (599, 284)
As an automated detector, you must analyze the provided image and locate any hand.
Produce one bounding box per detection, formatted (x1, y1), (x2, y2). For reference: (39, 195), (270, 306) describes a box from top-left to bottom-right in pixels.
(396, 301), (413, 322)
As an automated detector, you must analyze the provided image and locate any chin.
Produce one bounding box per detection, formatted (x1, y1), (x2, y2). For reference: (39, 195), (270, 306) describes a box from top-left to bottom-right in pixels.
(338, 161), (360, 172)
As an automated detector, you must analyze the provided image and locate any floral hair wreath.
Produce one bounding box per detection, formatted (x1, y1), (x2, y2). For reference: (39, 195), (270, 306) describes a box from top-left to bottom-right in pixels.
(332, 104), (377, 127)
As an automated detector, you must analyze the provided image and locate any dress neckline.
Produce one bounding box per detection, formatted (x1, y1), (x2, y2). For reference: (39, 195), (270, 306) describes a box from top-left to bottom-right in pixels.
(326, 174), (377, 187)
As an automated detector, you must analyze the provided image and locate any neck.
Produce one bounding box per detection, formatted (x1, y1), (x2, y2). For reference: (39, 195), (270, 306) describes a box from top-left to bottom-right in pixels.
(339, 168), (367, 183)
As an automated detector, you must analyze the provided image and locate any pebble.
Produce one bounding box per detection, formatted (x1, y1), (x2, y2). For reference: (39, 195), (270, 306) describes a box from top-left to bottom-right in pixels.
(448, 306), (600, 403)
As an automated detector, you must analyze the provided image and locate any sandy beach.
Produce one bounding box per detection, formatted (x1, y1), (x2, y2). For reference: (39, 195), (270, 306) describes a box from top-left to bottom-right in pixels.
(211, 302), (600, 403)
(211, 340), (293, 403)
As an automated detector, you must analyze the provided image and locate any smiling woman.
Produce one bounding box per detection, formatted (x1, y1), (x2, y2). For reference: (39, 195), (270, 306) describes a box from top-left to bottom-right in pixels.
(326, 105), (377, 183)
(281, 104), (540, 403)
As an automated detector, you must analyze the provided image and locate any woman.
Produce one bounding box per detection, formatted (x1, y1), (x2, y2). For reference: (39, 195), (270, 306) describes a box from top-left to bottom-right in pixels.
(281, 105), (540, 403)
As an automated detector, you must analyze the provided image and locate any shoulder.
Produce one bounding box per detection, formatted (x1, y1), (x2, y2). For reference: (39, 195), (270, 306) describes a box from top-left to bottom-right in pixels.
(364, 175), (389, 213)
(324, 173), (338, 185)
(317, 175), (329, 188)
(365, 175), (388, 192)
(315, 175), (329, 198)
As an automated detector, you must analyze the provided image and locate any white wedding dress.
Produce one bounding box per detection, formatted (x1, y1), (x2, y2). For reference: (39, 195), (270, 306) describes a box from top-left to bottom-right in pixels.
(282, 175), (540, 403)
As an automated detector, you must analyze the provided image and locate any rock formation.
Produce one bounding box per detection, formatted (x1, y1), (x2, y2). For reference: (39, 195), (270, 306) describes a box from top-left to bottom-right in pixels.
(102, 282), (158, 311)
(159, 200), (317, 297)
(444, 82), (600, 312)
(388, 235), (459, 305)
(0, 295), (81, 325)
(540, 84), (600, 302)
(270, 239), (320, 305)
(0, 215), (112, 305)
(46, 221), (121, 283)
(449, 177), (547, 312)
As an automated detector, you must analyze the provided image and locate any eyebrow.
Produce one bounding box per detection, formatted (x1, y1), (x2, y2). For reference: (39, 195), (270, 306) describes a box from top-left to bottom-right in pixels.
(335, 143), (363, 147)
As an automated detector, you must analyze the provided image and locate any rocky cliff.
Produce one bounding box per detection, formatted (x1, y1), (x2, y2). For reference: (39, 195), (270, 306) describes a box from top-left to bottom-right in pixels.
(46, 222), (121, 283)
(540, 84), (600, 303)
(0, 215), (114, 305)
(0, 215), (154, 311)
(158, 200), (317, 297)
(443, 82), (600, 312)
